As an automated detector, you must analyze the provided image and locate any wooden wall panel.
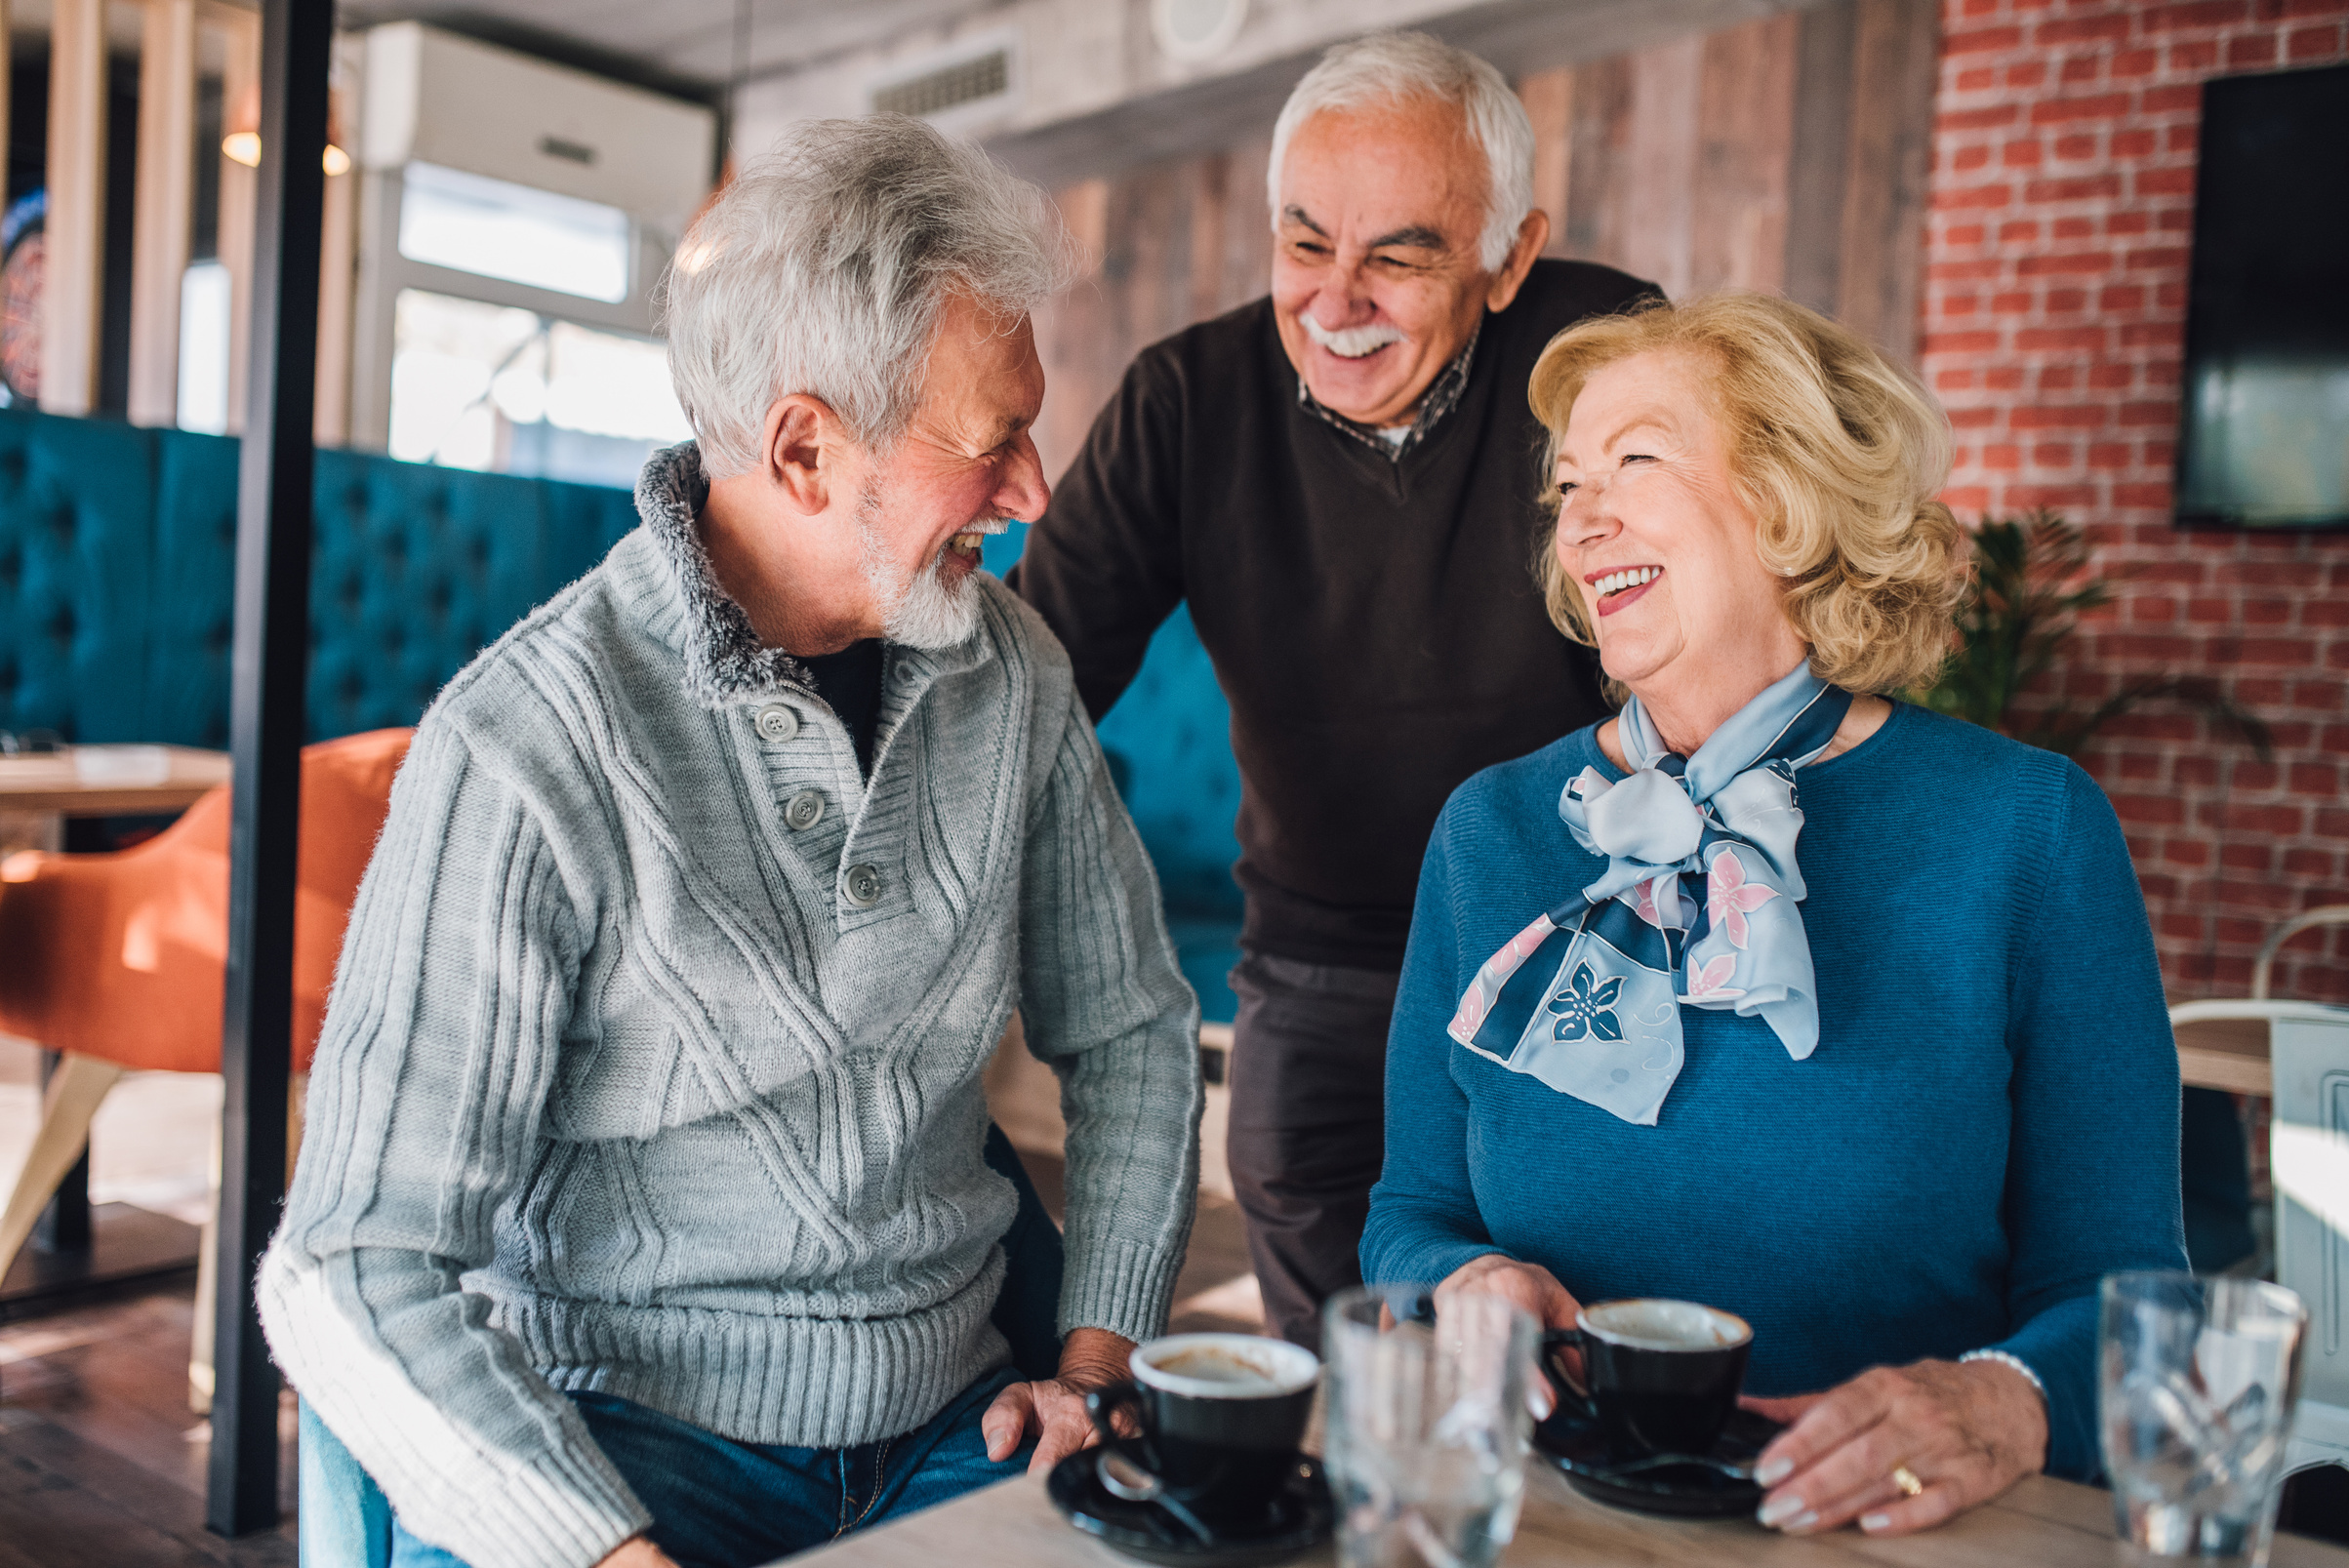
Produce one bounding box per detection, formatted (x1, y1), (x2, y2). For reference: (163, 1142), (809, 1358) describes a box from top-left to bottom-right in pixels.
(1785, 0), (1859, 319)
(1213, 135), (1275, 318)
(1561, 54), (1634, 276)
(1033, 179), (1115, 484)
(1520, 69), (1572, 255)
(1619, 34), (1706, 302)
(1692, 13), (1799, 297)
(1834, 0), (1940, 367)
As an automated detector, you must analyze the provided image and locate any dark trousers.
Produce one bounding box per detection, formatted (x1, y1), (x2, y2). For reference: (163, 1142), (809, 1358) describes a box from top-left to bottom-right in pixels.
(1225, 950), (1401, 1349)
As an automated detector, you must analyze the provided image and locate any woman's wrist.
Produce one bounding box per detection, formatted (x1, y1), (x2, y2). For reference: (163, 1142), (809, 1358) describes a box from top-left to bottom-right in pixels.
(1957, 1348), (2047, 1408)
(1952, 1354), (2050, 1478)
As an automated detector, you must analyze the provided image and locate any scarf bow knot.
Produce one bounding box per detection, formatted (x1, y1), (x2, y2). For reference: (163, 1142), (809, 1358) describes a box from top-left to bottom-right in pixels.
(1445, 666), (1852, 1126)
(1576, 765), (1705, 871)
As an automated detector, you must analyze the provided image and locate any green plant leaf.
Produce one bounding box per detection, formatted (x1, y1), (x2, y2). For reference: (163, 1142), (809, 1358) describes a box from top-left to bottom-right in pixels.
(1912, 510), (2267, 761)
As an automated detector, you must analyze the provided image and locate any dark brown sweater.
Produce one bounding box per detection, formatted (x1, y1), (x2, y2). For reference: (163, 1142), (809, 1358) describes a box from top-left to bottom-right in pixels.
(1009, 259), (1655, 970)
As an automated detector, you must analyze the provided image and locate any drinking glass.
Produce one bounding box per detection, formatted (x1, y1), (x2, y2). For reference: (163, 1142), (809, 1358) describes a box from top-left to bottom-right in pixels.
(1322, 1285), (1537, 1568)
(2100, 1271), (2307, 1565)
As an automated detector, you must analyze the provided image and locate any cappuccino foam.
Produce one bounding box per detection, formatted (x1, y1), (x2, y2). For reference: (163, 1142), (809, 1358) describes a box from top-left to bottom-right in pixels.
(1581, 1299), (1752, 1352)
(1155, 1348), (1282, 1391)
(1133, 1333), (1320, 1398)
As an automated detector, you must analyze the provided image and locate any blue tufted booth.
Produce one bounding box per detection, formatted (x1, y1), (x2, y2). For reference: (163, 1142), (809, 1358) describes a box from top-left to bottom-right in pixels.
(0, 412), (161, 744)
(0, 410), (1243, 1016)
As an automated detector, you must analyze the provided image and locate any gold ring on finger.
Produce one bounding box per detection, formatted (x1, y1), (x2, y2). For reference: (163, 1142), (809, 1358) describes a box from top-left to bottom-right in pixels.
(1889, 1464), (1924, 1499)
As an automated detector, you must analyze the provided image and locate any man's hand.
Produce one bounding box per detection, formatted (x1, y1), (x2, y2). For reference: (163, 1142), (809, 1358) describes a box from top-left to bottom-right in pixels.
(981, 1327), (1137, 1476)
(1745, 1358), (2048, 1537)
(593, 1536), (679, 1567)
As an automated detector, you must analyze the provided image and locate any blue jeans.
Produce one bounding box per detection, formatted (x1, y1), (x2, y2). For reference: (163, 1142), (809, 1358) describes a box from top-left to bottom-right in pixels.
(385, 1367), (1029, 1567)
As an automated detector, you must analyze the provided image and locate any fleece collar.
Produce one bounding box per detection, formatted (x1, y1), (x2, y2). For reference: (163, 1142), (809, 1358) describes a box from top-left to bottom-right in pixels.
(633, 441), (817, 709)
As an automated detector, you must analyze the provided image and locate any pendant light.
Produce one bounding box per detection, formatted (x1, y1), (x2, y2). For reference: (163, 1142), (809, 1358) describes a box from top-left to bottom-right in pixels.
(222, 81), (350, 175)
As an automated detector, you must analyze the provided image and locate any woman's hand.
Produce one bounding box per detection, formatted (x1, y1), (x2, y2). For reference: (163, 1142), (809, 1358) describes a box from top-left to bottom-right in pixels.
(981, 1327), (1136, 1476)
(1435, 1253), (1580, 1330)
(1435, 1254), (1582, 1418)
(1745, 1358), (2047, 1536)
(594, 1537), (680, 1567)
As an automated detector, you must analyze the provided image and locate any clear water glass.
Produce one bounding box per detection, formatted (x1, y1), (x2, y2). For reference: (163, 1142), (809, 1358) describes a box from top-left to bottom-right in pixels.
(2100, 1271), (2308, 1565)
(1322, 1285), (1536, 1568)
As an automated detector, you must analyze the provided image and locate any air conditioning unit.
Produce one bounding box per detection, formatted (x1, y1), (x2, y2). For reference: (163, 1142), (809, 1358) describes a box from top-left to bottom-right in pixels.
(360, 23), (713, 232)
(345, 22), (716, 484)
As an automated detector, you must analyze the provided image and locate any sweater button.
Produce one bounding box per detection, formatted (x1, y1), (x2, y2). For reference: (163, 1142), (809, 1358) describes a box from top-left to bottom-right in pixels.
(843, 864), (883, 907)
(785, 789), (825, 830)
(753, 704), (798, 743)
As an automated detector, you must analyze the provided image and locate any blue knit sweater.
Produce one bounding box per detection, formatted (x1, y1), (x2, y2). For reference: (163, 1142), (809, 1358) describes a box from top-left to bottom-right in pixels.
(1361, 701), (2187, 1481)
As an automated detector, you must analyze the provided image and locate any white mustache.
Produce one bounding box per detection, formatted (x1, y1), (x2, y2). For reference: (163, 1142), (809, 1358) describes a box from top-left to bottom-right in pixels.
(1302, 316), (1406, 359)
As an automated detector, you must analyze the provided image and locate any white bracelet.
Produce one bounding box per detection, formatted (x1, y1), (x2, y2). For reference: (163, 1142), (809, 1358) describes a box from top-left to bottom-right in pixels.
(1960, 1348), (2048, 1404)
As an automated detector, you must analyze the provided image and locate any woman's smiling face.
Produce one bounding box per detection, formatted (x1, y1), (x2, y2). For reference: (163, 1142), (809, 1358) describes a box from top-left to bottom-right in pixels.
(1551, 348), (1804, 702)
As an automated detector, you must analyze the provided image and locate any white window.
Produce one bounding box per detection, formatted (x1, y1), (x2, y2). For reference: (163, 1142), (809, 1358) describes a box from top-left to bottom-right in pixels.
(177, 261), (233, 436)
(387, 288), (688, 487)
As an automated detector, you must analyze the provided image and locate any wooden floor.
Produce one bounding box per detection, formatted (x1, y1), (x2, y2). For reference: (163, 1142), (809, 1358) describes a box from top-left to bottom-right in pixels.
(0, 1281), (299, 1566)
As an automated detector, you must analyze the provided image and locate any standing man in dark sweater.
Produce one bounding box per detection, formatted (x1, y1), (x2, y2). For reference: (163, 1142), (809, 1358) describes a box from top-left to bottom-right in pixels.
(1009, 32), (1652, 1347)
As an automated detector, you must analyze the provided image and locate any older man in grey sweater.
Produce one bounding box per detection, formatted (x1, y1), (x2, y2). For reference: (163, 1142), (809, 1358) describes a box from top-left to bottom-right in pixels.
(259, 119), (1202, 1568)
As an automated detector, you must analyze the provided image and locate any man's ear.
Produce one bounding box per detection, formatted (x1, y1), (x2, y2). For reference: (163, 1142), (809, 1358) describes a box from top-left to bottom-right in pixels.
(1485, 209), (1552, 313)
(762, 394), (843, 515)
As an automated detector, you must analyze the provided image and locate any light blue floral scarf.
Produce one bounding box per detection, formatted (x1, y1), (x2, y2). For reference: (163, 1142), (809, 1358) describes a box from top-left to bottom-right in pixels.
(1446, 664), (1853, 1125)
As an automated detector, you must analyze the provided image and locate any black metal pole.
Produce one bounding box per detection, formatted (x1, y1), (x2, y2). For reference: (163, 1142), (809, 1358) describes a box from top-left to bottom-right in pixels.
(208, 0), (330, 1538)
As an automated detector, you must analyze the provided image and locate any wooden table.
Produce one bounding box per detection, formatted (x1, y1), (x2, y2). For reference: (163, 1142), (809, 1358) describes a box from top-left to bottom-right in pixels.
(2174, 1015), (2271, 1096)
(789, 1459), (2349, 1568)
(0, 745), (226, 1304)
(0, 745), (233, 821)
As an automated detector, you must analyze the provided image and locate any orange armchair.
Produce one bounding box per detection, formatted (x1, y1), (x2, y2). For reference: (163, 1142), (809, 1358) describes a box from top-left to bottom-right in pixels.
(0, 727), (413, 1282)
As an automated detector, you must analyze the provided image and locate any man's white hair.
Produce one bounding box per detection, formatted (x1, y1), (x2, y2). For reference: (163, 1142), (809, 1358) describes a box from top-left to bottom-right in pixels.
(662, 115), (1073, 479)
(1267, 31), (1536, 273)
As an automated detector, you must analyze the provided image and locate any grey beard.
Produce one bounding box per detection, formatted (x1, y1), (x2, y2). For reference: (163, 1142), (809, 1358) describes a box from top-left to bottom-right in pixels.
(856, 485), (981, 651)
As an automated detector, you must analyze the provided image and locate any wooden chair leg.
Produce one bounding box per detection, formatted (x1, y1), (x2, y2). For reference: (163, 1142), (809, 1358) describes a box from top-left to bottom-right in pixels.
(190, 1070), (303, 1414)
(190, 1111), (221, 1415)
(0, 1053), (127, 1277)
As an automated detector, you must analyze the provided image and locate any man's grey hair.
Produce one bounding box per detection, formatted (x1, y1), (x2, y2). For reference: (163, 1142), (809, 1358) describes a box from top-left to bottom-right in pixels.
(663, 116), (1073, 479)
(1267, 31), (1536, 273)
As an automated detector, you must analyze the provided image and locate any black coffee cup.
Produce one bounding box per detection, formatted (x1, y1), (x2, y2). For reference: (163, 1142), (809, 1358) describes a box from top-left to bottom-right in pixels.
(1540, 1298), (1753, 1462)
(1085, 1333), (1320, 1530)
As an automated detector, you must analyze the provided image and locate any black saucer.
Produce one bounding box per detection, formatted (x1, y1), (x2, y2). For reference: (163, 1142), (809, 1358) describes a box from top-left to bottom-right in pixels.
(1046, 1450), (1333, 1568)
(1532, 1404), (1784, 1518)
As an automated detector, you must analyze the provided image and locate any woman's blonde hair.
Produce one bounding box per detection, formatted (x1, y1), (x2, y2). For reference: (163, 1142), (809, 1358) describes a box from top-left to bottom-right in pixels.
(1528, 293), (1964, 696)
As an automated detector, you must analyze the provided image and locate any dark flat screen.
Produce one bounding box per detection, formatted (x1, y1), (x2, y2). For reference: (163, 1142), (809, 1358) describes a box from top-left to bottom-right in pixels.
(2174, 63), (2349, 531)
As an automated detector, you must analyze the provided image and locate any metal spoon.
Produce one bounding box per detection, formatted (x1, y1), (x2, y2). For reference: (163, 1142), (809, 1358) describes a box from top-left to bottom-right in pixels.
(1096, 1449), (1219, 1547)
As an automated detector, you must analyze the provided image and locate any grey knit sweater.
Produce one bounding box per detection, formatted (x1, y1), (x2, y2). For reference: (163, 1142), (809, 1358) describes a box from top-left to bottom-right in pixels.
(258, 444), (1202, 1568)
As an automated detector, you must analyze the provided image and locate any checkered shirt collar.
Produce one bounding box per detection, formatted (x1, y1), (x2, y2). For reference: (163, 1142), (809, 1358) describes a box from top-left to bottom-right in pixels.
(1294, 324), (1481, 463)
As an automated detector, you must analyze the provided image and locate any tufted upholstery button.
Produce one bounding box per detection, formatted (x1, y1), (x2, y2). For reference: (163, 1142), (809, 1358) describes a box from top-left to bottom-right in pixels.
(842, 864), (882, 907)
(784, 789), (825, 831)
(753, 703), (798, 743)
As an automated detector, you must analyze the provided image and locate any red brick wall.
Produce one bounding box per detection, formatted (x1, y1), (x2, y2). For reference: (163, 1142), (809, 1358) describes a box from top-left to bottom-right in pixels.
(1923, 0), (2349, 1004)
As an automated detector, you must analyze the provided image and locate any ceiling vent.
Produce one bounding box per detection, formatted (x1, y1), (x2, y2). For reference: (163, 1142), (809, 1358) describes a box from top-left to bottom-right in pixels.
(869, 33), (1020, 128)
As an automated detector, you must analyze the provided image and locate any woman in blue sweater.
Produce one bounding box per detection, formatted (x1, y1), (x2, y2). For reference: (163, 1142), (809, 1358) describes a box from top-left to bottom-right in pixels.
(1361, 293), (2186, 1540)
